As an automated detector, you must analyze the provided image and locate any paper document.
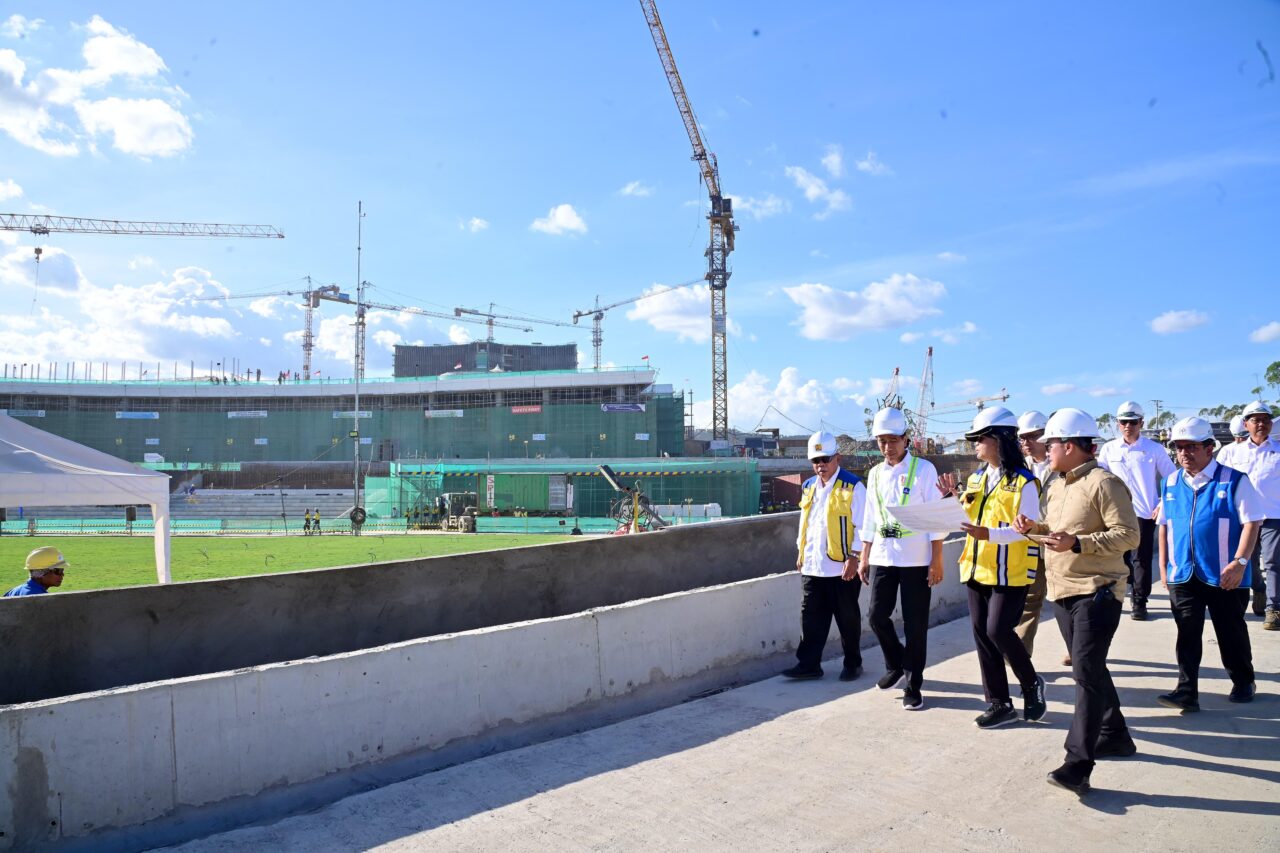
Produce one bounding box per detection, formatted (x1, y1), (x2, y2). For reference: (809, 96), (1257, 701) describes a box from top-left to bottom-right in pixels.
(885, 497), (969, 534)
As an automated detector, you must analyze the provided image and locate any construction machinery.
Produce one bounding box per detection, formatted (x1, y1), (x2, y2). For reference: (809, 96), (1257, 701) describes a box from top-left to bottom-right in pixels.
(571, 278), (702, 370)
(0, 213), (283, 239)
(454, 304), (577, 344)
(640, 1), (738, 441)
(196, 281), (530, 379)
(599, 464), (668, 534)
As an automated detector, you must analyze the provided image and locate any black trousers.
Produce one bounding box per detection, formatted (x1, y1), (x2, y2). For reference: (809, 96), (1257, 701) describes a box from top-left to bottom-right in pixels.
(1123, 517), (1157, 604)
(868, 565), (931, 690)
(967, 581), (1037, 703)
(795, 574), (863, 671)
(1168, 576), (1254, 694)
(1054, 591), (1129, 771)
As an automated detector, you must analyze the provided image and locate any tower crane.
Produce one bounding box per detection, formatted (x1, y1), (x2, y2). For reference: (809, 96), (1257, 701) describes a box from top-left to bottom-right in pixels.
(640, 0), (738, 441)
(454, 304), (577, 343)
(571, 278), (702, 371)
(197, 281), (529, 379)
(0, 213), (284, 238)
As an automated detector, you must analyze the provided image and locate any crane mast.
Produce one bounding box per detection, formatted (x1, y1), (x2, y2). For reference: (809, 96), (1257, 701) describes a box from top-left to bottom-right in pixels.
(639, 0), (737, 441)
(571, 278), (702, 371)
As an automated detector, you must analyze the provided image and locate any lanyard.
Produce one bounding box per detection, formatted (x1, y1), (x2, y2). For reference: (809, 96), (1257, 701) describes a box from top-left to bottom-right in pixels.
(872, 455), (919, 529)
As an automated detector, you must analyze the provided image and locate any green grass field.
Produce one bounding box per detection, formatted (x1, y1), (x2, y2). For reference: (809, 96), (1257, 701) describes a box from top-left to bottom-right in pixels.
(0, 533), (573, 591)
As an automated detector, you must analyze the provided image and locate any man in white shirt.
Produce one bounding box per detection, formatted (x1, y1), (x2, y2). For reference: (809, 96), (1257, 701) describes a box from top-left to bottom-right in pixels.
(1097, 401), (1176, 621)
(1015, 410), (1052, 658)
(857, 408), (944, 710)
(785, 431), (868, 681)
(1217, 401), (1280, 628)
(1156, 417), (1264, 710)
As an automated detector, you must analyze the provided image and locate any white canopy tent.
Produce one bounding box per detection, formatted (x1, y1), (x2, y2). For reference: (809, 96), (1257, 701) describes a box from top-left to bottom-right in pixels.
(0, 414), (172, 583)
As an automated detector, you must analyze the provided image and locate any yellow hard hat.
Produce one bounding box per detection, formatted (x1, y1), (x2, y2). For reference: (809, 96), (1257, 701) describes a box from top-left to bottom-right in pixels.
(26, 547), (69, 572)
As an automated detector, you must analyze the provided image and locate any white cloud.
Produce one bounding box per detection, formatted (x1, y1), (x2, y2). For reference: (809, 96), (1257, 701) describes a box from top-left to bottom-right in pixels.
(783, 273), (946, 341)
(75, 97), (192, 157)
(821, 144), (845, 179)
(1041, 383), (1077, 395)
(784, 166), (851, 219)
(627, 284), (718, 343)
(1150, 309), (1208, 335)
(372, 329), (402, 352)
(0, 244), (88, 295)
(730, 193), (789, 221)
(931, 320), (978, 345)
(0, 16), (193, 159)
(855, 150), (893, 176)
(809, 249), (828, 259)
(1073, 149), (1280, 195)
(936, 251), (966, 263)
(464, 217), (489, 233)
(248, 296), (286, 319)
(1, 15), (43, 39)
(258, 337), (273, 347)
(1248, 321), (1280, 344)
(899, 331), (923, 344)
(618, 180), (653, 197)
(127, 254), (158, 271)
(0, 178), (21, 200)
(951, 378), (983, 396)
(1087, 386), (1128, 398)
(447, 324), (472, 344)
(530, 203), (587, 235)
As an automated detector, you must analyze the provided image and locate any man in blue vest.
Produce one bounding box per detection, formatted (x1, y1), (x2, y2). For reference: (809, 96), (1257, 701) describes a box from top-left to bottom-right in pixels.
(1156, 417), (1264, 711)
(3, 547), (69, 597)
(784, 431), (868, 681)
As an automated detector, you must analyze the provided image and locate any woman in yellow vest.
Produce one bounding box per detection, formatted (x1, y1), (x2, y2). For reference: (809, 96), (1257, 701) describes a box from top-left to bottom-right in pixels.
(938, 406), (1046, 729)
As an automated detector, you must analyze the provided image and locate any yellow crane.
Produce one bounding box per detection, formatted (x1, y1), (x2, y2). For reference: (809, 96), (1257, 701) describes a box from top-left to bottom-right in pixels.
(639, 0), (738, 441)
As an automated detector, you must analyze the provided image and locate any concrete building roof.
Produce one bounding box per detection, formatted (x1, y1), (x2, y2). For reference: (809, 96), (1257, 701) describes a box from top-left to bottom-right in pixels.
(169, 591), (1279, 851)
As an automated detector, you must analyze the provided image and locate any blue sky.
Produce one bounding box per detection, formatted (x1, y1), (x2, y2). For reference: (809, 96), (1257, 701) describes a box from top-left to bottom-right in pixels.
(1, 2), (1277, 438)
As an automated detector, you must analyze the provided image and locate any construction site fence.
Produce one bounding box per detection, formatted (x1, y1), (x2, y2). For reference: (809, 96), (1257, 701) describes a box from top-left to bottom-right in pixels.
(0, 516), (720, 537)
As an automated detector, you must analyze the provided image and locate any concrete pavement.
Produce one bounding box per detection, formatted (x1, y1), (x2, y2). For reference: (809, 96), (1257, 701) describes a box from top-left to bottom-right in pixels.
(167, 588), (1280, 852)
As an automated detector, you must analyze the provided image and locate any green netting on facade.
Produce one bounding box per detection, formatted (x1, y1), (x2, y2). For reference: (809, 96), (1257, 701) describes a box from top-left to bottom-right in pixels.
(369, 459), (760, 520)
(11, 395), (684, 465)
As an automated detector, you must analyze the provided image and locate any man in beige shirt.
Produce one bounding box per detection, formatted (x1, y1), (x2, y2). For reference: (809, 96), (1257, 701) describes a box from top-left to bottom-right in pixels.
(1015, 408), (1140, 796)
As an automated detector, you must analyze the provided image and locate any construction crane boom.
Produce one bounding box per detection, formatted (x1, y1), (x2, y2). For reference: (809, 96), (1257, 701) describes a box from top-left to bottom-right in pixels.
(454, 305), (576, 343)
(640, 0), (737, 441)
(1, 213), (284, 238)
(571, 278), (701, 371)
(198, 282), (528, 380)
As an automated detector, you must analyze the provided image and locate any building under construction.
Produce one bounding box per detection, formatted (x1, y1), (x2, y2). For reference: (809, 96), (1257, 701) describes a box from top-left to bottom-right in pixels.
(393, 342), (578, 377)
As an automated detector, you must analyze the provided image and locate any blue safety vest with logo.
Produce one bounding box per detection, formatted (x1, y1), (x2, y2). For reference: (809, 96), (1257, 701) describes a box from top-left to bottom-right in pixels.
(1161, 464), (1250, 588)
(797, 469), (863, 562)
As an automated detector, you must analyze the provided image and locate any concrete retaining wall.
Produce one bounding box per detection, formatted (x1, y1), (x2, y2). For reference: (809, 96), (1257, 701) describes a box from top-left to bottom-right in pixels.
(0, 536), (968, 851)
(0, 514), (796, 705)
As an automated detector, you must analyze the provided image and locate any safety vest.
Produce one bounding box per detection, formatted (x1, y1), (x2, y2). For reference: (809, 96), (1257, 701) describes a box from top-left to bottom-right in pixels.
(869, 455), (921, 537)
(797, 469), (863, 562)
(958, 466), (1041, 586)
(1161, 464), (1249, 588)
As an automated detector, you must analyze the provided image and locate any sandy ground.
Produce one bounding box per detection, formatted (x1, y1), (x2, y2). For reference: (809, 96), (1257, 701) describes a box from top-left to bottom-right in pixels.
(166, 587), (1279, 852)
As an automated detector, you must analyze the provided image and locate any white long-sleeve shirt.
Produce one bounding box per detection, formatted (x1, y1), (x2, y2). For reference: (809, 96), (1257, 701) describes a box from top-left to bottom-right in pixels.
(859, 453), (942, 566)
(797, 473), (867, 577)
(1217, 437), (1280, 520)
(1097, 436), (1177, 519)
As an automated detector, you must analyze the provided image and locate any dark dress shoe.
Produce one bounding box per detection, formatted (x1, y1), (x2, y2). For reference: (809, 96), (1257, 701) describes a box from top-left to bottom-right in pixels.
(1094, 738), (1137, 759)
(1130, 601), (1148, 621)
(1228, 682), (1256, 703)
(838, 665), (863, 682)
(1157, 689), (1200, 713)
(1047, 763), (1091, 795)
(781, 665), (823, 680)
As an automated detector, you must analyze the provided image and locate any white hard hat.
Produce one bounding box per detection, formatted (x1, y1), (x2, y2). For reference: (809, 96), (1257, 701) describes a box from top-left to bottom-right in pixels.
(871, 407), (908, 437)
(1168, 416), (1214, 445)
(964, 406), (1018, 440)
(807, 430), (838, 460)
(1242, 400), (1274, 419)
(1116, 400), (1145, 421)
(1017, 410), (1048, 436)
(1042, 408), (1101, 441)
(1229, 414), (1247, 437)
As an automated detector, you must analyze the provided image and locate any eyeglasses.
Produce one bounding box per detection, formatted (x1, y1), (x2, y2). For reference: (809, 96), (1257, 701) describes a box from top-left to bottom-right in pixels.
(810, 455), (833, 464)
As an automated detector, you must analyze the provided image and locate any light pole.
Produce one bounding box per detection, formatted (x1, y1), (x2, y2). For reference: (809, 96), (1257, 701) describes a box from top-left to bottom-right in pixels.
(524, 440), (529, 459)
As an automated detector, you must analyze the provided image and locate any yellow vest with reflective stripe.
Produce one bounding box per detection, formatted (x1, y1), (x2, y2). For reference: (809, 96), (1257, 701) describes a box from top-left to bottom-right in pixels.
(958, 466), (1041, 586)
(797, 470), (862, 562)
